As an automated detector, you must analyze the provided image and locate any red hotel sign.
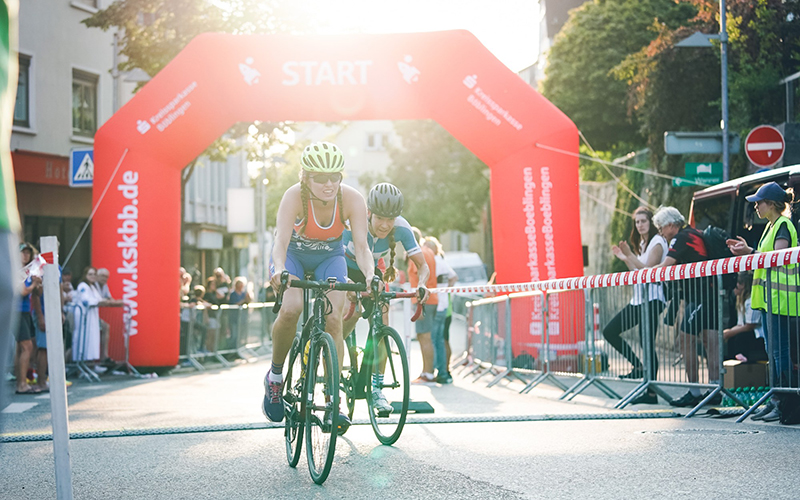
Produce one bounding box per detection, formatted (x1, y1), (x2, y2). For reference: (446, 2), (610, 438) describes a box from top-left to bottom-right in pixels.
(12, 150), (70, 186)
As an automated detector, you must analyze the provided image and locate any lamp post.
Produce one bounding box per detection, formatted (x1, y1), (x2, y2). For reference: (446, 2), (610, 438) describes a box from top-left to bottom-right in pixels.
(675, 0), (730, 182)
(720, 0), (729, 182)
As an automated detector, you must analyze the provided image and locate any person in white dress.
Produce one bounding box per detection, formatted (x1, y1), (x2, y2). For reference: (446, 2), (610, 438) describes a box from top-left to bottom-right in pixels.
(73, 266), (102, 365)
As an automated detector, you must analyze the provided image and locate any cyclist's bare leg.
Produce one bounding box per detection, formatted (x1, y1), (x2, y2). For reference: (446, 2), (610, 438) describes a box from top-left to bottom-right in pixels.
(377, 310), (389, 373)
(269, 285), (303, 371)
(325, 290), (347, 371)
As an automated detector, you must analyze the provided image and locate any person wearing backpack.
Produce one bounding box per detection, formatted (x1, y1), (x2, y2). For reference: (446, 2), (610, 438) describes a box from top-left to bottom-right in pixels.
(727, 182), (799, 423)
(652, 207), (722, 408)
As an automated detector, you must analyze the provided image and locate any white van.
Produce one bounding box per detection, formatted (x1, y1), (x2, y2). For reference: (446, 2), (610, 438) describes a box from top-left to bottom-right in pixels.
(444, 251), (489, 286)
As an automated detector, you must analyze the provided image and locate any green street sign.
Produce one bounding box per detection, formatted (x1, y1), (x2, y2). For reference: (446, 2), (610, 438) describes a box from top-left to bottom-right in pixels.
(685, 162), (723, 177)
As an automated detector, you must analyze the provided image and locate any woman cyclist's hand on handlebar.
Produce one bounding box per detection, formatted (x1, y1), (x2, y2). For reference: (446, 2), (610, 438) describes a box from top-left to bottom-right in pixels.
(270, 268), (288, 292)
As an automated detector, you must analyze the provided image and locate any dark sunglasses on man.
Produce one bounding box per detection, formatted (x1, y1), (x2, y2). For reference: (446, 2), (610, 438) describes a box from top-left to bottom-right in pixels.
(309, 172), (343, 184)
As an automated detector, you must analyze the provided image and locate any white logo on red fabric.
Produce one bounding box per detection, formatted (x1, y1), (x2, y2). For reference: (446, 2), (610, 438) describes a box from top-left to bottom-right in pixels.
(398, 55), (420, 84)
(136, 120), (150, 135)
(239, 57), (261, 85)
(463, 74), (477, 89)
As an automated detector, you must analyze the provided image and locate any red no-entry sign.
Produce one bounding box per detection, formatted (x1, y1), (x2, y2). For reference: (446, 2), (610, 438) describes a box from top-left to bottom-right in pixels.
(745, 125), (785, 168)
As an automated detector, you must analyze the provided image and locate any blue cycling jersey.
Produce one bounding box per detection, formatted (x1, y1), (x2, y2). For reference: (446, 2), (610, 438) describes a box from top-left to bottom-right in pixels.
(342, 215), (421, 270)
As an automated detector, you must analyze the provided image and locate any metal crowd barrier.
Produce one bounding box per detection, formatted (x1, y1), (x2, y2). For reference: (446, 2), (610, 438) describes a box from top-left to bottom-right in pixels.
(450, 247), (800, 419)
(66, 303), (139, 382)
(178, 302), (276, 371)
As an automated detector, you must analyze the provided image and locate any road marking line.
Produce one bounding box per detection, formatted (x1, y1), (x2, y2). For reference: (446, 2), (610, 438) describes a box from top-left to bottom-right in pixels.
(1, 403), (38, 413)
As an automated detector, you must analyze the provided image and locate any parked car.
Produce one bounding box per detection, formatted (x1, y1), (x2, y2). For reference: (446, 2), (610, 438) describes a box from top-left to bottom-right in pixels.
(690, 165), (800, 247)
(444, 251), (489, 286)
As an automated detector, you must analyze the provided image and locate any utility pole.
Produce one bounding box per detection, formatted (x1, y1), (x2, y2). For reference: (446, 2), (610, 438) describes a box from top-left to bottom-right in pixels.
(720, 0), (729, 182)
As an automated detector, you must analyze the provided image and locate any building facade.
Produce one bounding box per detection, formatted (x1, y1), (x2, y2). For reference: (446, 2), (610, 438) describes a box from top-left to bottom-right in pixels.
(12, 0), (137, 273)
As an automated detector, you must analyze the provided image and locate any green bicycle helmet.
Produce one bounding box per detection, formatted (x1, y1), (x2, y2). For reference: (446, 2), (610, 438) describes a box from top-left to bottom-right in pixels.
(301, 142), (345, 172)
(368, 183), (404, 218)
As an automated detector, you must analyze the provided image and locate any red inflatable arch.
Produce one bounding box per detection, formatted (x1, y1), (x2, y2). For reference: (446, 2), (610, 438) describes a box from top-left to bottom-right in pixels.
(93, 31), (581, 367)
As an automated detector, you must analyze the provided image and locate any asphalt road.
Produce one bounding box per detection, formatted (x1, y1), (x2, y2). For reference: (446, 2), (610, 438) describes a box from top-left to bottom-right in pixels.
(1, 342), (798, 499)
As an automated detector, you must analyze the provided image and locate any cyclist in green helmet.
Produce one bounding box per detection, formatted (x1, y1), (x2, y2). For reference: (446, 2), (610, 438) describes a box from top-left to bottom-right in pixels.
(263, 142), (377, 428)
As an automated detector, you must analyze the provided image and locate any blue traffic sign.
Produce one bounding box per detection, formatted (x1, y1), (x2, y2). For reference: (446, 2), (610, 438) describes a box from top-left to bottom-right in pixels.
(70, 148), (93, 187)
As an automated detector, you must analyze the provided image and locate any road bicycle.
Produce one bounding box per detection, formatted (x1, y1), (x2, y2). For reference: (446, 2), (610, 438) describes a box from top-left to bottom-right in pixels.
(342, 280), (423, 445)
(272, 271), (365, 485)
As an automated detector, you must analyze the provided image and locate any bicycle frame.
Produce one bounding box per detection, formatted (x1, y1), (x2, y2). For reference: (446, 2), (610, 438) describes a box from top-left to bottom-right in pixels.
(345, 287), (422, 399)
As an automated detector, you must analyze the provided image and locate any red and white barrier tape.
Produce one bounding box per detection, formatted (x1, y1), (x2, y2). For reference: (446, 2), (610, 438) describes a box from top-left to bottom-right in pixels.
(20, 252), (54, 280)
(426, 247), (800, 295)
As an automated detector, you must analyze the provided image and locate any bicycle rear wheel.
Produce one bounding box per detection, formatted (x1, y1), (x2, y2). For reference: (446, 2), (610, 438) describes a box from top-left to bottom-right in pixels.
(367, 326), (409, 445)
(283, 336), (304, 467)
(304, 332), (339, 485)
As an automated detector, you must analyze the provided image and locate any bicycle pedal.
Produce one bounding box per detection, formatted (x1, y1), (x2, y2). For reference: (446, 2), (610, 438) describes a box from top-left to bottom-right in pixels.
(376, 410), (391, 418)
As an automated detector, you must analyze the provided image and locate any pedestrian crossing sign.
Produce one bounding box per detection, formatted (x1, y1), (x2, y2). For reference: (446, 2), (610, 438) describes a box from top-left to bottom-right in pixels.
(70, 148), (94, 187)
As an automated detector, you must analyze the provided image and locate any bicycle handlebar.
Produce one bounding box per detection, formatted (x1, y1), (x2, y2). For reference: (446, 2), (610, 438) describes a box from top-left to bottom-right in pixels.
(289, 279), (367, 292)
(273, 272), (368, 314)
(343, 288), (425, 322)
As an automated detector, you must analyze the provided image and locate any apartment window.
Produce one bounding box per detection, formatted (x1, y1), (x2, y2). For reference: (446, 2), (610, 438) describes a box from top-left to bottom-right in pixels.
(14, 55), (30, 128)
(72, 70), (98, 137)
(366, 132), (388, 151)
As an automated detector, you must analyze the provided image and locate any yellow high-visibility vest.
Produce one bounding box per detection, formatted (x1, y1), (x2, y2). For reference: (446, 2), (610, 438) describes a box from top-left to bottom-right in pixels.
(752, 216), (799, 315)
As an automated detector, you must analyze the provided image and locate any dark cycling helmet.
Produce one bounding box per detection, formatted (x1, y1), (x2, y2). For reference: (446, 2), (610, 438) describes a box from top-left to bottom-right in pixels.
(368, 183), (404, 218)
(301, 141), (345, 172)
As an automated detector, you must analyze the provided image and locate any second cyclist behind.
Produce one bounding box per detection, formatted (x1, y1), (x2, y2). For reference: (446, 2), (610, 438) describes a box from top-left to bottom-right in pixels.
(341, 183), (431, 413)
(262, 142), (378, 429)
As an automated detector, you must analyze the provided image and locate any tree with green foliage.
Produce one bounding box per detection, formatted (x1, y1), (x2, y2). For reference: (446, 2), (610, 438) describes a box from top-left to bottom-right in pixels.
(543, 0), (697, 153)
(617, 0), (800, 212)
(366, 120), (489, 237)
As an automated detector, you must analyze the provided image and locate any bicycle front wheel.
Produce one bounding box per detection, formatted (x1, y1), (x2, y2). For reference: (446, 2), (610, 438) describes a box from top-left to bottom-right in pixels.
(304, 332), (339, 484)
(283, 335), (304, 467)
(367, 326), (410, 445)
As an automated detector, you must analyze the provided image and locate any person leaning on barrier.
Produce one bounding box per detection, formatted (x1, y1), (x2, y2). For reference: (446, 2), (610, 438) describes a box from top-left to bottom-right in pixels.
(652, 206), (722, 408)
(727, 182), (799, 423)
(606, 207), (668, 404)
